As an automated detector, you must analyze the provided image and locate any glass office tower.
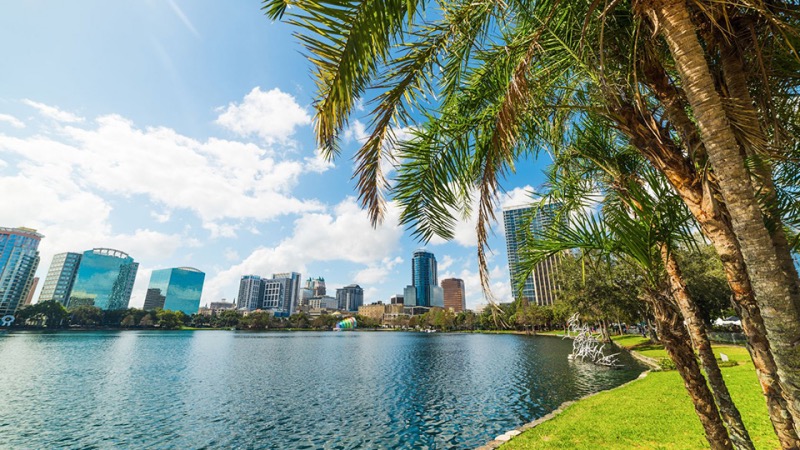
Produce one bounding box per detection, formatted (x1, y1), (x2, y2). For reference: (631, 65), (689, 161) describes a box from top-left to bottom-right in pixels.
(405, 249), (443, 308)
(144, 267), (205, 315)
(0, 227), (43, 316)
(69, 248), (138, 310)
(38, 252), (82, 304)
(503, 202), (563, 306)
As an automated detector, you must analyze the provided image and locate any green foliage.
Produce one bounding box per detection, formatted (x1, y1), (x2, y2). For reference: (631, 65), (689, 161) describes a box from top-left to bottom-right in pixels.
(676, 243), (734, 323)
(155, 309), (183, 329)
(15, 300), (69, 328)
(658, 357), (677, 371)
(68, 305), (103, 326)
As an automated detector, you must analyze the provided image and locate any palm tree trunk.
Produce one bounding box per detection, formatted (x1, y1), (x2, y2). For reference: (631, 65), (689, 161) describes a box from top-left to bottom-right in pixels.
(661, 245), (755, 450)
(645, 0), (800, 429)
(637, 48), (800, 444)
(718, 38), (800, 323)
(648, 292), (733, 450)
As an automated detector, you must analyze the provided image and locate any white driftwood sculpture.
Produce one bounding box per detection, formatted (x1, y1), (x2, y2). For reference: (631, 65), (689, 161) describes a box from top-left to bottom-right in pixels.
(566, 313), (620, 367)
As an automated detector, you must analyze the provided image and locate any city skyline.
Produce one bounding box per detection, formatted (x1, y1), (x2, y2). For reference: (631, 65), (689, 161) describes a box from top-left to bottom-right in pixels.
(0, 2), (549, 311)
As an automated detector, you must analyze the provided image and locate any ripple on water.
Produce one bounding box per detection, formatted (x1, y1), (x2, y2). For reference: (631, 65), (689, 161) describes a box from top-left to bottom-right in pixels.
(0, 331), (643, 449)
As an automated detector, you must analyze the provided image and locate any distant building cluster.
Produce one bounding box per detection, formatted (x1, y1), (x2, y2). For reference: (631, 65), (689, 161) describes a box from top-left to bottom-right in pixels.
(0, 226), (206, 317)
(236, 272), (301, 317)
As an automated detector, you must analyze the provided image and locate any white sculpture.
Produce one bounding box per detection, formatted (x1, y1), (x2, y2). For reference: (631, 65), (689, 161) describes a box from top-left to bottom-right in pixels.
(566, 313), (620, 367)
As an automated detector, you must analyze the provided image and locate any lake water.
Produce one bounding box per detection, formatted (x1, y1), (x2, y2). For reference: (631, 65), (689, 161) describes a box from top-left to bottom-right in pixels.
(0, 331), (643, 449)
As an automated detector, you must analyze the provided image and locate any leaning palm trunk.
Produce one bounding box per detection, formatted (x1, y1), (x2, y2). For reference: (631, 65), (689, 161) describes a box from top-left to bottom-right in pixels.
(643, 0), (800, 430)
(661, 245), (755, 450)
(647, 290), (733, 450)
(637, 45), (800, 444)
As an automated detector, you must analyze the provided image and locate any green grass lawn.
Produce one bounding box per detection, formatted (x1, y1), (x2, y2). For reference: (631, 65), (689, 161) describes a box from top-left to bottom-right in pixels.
(502, 344), (777, 449)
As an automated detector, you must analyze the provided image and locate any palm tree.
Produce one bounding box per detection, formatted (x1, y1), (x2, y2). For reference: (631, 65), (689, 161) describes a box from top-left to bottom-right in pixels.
(517, 189), (737, 448)
(263, 0), (800, 443)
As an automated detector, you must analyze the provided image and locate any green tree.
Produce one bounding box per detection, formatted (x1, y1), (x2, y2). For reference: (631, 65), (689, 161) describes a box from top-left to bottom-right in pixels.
(69, 305), (104, 327)
(139, 313), (154, 328)
(156, 310), (183, 330)
(120, 314), (136, 328)
(16, 300), (69, 328)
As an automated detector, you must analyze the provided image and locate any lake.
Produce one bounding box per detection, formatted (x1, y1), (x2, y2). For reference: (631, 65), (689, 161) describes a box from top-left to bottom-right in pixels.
(0, 331), (644, 449)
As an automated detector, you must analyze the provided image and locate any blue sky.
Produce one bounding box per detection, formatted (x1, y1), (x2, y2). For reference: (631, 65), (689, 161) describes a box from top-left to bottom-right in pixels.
(0, 1), (549, 309)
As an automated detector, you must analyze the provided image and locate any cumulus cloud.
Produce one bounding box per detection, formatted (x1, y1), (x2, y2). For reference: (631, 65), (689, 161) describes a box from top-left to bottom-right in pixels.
(501, 185), (536, 209)
(204, 197), (404, 302)
(22, 99), (84, 123)
(0, 113), (25, 129)
(0, 112), (325, 227)
(215, 87), (311, 144)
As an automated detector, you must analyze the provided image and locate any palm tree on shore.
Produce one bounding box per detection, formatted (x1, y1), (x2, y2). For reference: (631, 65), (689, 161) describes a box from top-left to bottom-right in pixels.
(524, 125), (757, 448)
(262, 0), (800, 446)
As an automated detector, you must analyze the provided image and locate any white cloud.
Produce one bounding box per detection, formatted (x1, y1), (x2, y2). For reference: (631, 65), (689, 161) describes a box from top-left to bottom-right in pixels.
(501, 185), (536, 209)
(204, 197), (404, 302)
(343, 120), (368, 144)
(22, 99), (84, 123)
(0, 114), (25, 129)
(0, 111), (325, 227)
(304, 148), (335, 173)
(215, 87), (311, 144)
(438, 254), (455, 272)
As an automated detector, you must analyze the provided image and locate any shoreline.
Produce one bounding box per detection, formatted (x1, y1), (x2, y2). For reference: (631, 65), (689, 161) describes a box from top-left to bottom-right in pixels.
(476, 332), (659, 449)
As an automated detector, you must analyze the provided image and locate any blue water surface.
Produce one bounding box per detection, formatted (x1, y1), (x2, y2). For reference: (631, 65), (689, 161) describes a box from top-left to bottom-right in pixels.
(0, 331), (643, 449)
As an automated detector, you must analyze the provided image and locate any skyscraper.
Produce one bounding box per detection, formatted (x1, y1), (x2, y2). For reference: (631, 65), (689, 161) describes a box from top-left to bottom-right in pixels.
(236, 272), (301, 316)
(38, 252), (82, 304)
(144, 267), (205, 315)
(336, 284), (364, 311)
(272, 272), (301, 315)
(404, 249), (443, 307)
(503, 202), (562, 306)
(237, 275), (263, 311)
(441, 278), (466, 312)
(68, 248), (139, 310)
(0, 227), (43, 316)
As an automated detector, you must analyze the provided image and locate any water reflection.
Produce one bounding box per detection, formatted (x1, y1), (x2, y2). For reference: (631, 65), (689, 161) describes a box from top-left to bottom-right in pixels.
(0, 331), (643, 449)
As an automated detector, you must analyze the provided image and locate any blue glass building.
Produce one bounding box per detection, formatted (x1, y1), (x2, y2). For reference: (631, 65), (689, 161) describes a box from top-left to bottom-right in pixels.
(0, 227), (43, 316)
(144, 267), (204, 315)
(405, 249), (443, 308)
(503, 202), (563, 305)
(69, 248), (138, 310)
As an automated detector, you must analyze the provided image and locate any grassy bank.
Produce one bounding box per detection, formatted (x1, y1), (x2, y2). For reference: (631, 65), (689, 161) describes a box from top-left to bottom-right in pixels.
(502, 338), (777, 449)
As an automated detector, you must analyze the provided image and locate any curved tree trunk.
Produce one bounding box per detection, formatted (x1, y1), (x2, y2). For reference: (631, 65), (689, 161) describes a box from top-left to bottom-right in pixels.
(648, 292), (733, 450)
(635, 46), (800, 445)
(643, 0), (800, 432)
(661, 245), (755, 450)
